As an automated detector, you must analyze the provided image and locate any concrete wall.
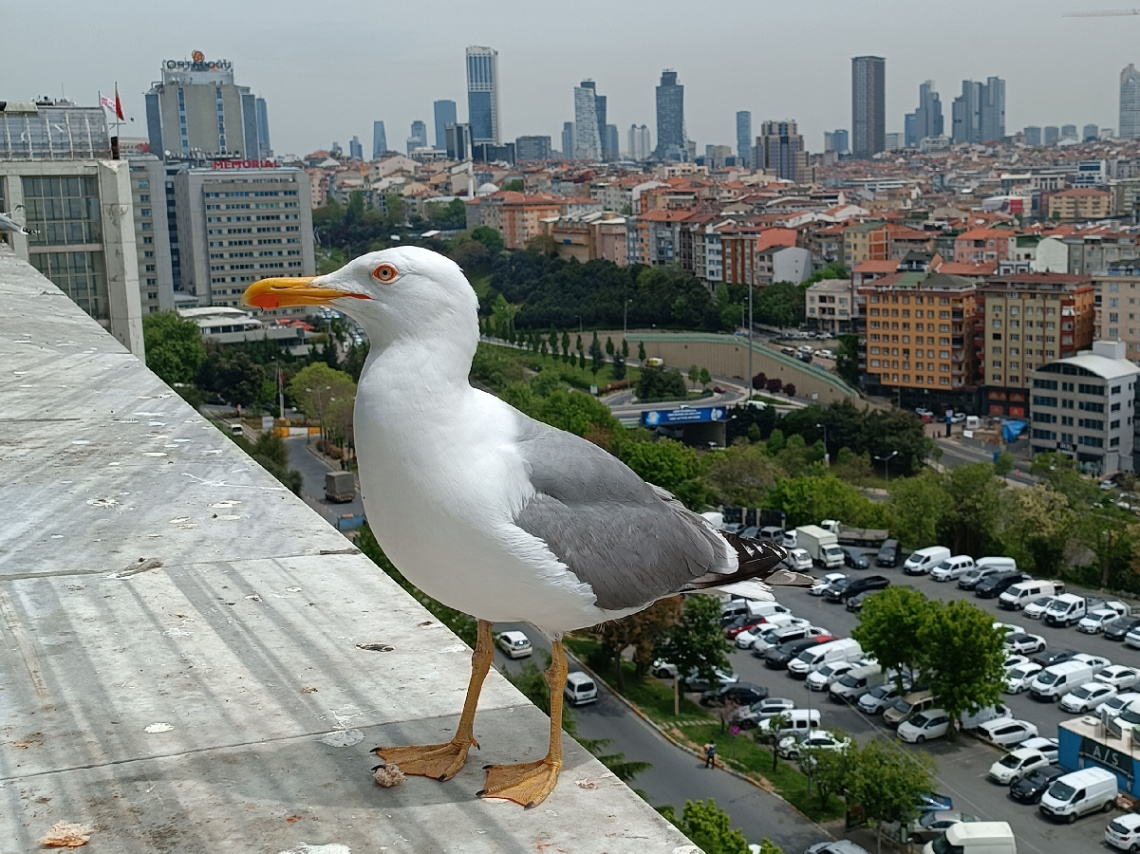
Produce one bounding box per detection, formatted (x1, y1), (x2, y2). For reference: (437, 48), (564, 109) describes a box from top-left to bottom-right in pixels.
(618, 331), (859, 405)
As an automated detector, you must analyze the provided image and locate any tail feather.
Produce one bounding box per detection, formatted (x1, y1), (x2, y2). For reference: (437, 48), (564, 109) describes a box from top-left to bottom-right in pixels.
(686, 533), (814, 591)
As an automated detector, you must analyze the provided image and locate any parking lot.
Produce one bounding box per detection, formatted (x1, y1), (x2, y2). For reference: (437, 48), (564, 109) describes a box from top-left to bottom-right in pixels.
(722, 566), (1140, 854)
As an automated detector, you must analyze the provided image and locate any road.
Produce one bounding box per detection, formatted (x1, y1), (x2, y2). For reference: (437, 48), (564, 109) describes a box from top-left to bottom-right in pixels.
(282, 435), (832, 851)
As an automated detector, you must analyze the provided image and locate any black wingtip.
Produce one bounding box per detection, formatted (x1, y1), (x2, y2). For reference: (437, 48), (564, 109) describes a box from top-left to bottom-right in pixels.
(691, 533), (814, 589)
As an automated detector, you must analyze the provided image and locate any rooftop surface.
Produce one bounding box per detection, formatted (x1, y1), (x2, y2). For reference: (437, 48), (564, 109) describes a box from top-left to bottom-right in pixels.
(0, 250), (695, 853)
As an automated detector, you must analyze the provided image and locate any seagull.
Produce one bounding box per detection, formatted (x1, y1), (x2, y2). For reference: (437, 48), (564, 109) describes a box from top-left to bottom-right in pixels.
(242, 247), (808, 808)
(0, 212), (27, 235)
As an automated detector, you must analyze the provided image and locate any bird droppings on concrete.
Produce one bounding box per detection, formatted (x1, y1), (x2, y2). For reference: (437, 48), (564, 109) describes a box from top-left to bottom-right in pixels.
(301, 686), (318, 694)
(276, 845), (352, 854)
(372, 762), (405, 788)
(144, 722), (173, 734)
(37, 821), (92, 848)
(355, 643), (394, 652)
(319, 730), (363, 748)
(574, 779), (597, 790)
(106, 558), (164, 579)
(86, 497), (118, 508)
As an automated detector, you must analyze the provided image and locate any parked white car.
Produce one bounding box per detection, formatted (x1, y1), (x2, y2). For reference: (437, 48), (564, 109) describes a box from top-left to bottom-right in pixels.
(898, 709), (953, 744)
(857, 683), (904, 715)
(1098, 692), (1140, 718)
(810, 572), (847, 596)
(1003, 654), (1030, 672)
(805, 660), (859, 692)
(1126, 626), (1140, 649)
(736, 618), (808, 650)
(1079, 608), (1125, 634)
(977, 718), (1039, 747)
(987, 748), (1050, 785)
(1023, 596), (1057, 620)
(1004, 633), (1046, 655)
(1105, 813), (1140, 851)
(496, 630), (533, 659)
(1096, 665), (1140, 691)
(1016, 736), (1059, 764)
(776, 730), (850, 760)
(1060, 681), (1118, 714)
(1072, 653), (1112, 673)
(1005, 662), (1043, 694)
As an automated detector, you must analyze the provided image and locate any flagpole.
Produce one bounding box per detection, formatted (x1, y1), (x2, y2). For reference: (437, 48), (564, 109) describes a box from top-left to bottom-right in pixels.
(110, 82), (123, 160)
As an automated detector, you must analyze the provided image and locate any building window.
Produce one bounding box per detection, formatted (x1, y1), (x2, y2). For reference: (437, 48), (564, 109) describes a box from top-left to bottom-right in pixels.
(21, 176), (102, 246)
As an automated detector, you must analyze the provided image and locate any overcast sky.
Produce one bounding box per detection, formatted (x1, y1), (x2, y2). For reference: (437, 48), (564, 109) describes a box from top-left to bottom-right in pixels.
(6, 0), (1140, 157)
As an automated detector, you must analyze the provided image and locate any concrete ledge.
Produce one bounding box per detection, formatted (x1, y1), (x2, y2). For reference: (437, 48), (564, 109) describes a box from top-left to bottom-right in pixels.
(0, 251), (696, 852)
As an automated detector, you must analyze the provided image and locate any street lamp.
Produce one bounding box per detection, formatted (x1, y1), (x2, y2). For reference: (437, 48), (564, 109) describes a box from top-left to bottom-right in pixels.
(816, 422), (829, 466)
(305, 385), (332, 447)
(575, 314), (583, 335)
(623, 298), (632, 337)
(748, 284), (754, 399)
(874, 450), (899, 484)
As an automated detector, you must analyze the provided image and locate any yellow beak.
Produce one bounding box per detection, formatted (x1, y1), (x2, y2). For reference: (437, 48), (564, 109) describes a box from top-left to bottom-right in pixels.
(241, 276), (370, 310)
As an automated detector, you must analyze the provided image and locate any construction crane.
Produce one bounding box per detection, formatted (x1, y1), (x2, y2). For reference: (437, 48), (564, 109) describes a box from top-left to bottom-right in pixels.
(1064, 8), (1140, 16)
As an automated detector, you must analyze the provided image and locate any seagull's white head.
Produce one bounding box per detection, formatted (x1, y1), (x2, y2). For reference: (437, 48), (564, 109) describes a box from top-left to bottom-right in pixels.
(241, 246), (479, 353)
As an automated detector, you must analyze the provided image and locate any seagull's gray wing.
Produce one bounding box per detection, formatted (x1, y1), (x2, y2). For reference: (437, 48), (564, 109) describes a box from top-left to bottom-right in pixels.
(512, 414), (783, 611)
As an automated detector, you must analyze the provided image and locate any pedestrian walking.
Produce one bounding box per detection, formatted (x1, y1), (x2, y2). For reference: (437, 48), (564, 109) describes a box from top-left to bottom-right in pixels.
(704, 740), (716, 768)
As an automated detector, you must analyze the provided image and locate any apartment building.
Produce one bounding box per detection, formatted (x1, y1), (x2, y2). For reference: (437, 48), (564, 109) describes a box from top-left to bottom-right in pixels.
(806, 278), (857, 334)
(540, 212), (627, 265)
(953, 227), (1016, 264)
(1029, 340), (1137, 475)
(1048, 188), (1113, 222)
(977, 272), (1095, 417)
(1092, 265), (1140, 360)
(859, 271), (978, 409)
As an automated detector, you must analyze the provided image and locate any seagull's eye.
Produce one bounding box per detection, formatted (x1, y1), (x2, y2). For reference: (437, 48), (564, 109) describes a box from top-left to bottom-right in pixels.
(372, 263), (399, 283)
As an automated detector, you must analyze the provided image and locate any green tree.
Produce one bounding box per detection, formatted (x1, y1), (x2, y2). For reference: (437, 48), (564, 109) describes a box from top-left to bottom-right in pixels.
(638, 341), (646, 362)
(688, 364), (700, 386)
(622, 338), (630, 359)
(287, 363), (356, 442)
(612, 353), (626, 381)
(918, 600), (1006, 731)
(756, 710), (792, 773)
(845, 740), (935, 853)
(800, 732), (852, 811)
(142, 311), (207, 386)
(636, 364), (688, 401)
(471, 225), (505, 254)
(662, 799), (749, 854)
(561, 330), (571, 363)
(700, 368), (712, 388)
(382, 194), (407, 229)
(888, 469), (952, 549)
(835, 333), (860, 386)
(589, 332), (605, 376)
(501, 178), (524, 192)
(1000, 484), (1076, 576)
(940, 462), (1005, 556)
(605, 336), (615, 359)
(851, 587), (934, 690)
(764, 474), (887, 529)
(754, 280), (806, 329)
(704, 442), (782, 507)
(654, 595), (731, 692)
(593, 598), (682, 690)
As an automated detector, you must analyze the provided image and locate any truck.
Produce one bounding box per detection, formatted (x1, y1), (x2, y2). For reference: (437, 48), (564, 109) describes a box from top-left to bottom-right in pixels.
(325, 470), (356, 503)
(1043, 593), (1107, 628)
(795, 524), (845, 569)
(819, 519), (890, 548)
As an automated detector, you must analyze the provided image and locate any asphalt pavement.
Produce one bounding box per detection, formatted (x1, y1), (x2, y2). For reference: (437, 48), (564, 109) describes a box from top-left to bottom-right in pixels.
(285, 435), (364, 525)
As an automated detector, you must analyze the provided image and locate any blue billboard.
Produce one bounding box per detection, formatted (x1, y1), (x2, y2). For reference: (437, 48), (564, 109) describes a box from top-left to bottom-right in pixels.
(642, 406), (727, 426)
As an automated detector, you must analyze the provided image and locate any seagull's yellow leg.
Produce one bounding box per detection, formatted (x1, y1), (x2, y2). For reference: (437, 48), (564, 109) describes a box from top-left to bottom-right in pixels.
(478, 638), (567, 809)
(372, 619), (493, 781)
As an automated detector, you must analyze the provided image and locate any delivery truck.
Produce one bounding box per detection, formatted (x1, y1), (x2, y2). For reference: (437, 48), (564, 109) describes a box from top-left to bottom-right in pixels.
(796, 524), (844, 569)
(325, 470), (356, 503)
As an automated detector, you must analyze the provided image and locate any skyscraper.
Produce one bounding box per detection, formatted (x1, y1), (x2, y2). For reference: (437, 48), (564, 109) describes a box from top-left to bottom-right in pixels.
(433, 100), (457, 150)
(255, 97), (272, 157)
(144, 53), (267, 160)
(407, 120), (427, 154)
(1024, 126), (1042, 146)
(515, 135), (552, 161)
(594, 92), (609, 158)
(373, 121), (388, 158)
(465, 46), (501, 145)
(628, 124), (651, 161)
(605, 125), (619, 161)
(979, 76), (1005, 143)
(1044, 126), (1060, 146)
(756, 120), (807, 182)
(654, 70), (685, 160)
(913, 80), (943, 143)
(952, 80), (980, 144)
(904, 114), (916, 148)
(831, 129), (849, 155)
(573, 81), (602, 161)
(562, 122), (574, 159)
(349, 136), (362, 160)
(851, 56), (885, 159)
(1122, 64), (1140, 138)
(1084, 123), (1099, 142)
(736, 111), (752, 167)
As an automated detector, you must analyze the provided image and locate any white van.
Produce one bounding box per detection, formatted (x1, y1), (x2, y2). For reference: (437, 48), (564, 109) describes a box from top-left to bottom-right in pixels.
(1039, 767), (1119, 822)
(958, 703), (1012, 730)
(976, 556), (1017, 573)
(829, 663), (885, 702)
(999, 579), (1064, 611)
(930, 555), (975, 582)
(904, 546), (952, 576)
(922, 821), (1016, 854)
(787, 638), (863, 677)
(1030, 660), (1098, 701)
(755, 708), (820, 739)
(563, 672), (598, 706)
(721, 599), (791, 622)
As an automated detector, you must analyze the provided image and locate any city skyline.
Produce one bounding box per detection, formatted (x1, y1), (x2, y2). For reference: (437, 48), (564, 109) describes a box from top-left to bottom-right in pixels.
(7, 0), (1140, 158)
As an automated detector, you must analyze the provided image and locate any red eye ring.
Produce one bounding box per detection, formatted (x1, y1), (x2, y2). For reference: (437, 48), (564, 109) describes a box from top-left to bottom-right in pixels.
(372, 263), (398, 283)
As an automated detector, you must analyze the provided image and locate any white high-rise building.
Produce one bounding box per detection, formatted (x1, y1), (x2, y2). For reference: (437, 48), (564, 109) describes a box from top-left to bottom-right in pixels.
(628, 124), (651, 161)
(1122, 64), (1140, 139)
(573, 82), (602, 161)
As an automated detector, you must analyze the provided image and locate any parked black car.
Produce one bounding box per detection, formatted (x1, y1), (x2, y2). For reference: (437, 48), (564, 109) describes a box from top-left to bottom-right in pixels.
(701, 682), (769, 707)
(1010, 764), (1066, 804)
(876, 538), (900, 568)
(825, 575), (890, 603)
(1104, 616), (1140, 641)
(764, 635), (834, 669)
(843, 547), (870, 570)
(974, 571), (1031, 599)
(846, 590), (881, 612)
(1032, 648), (1077, 668)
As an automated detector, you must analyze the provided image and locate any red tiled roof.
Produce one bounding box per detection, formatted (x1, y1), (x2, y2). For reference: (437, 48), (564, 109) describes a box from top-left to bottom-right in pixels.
(936, 260), (998, 276)
(755, 228), (799, 253)
(854, 259), (900, 274)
